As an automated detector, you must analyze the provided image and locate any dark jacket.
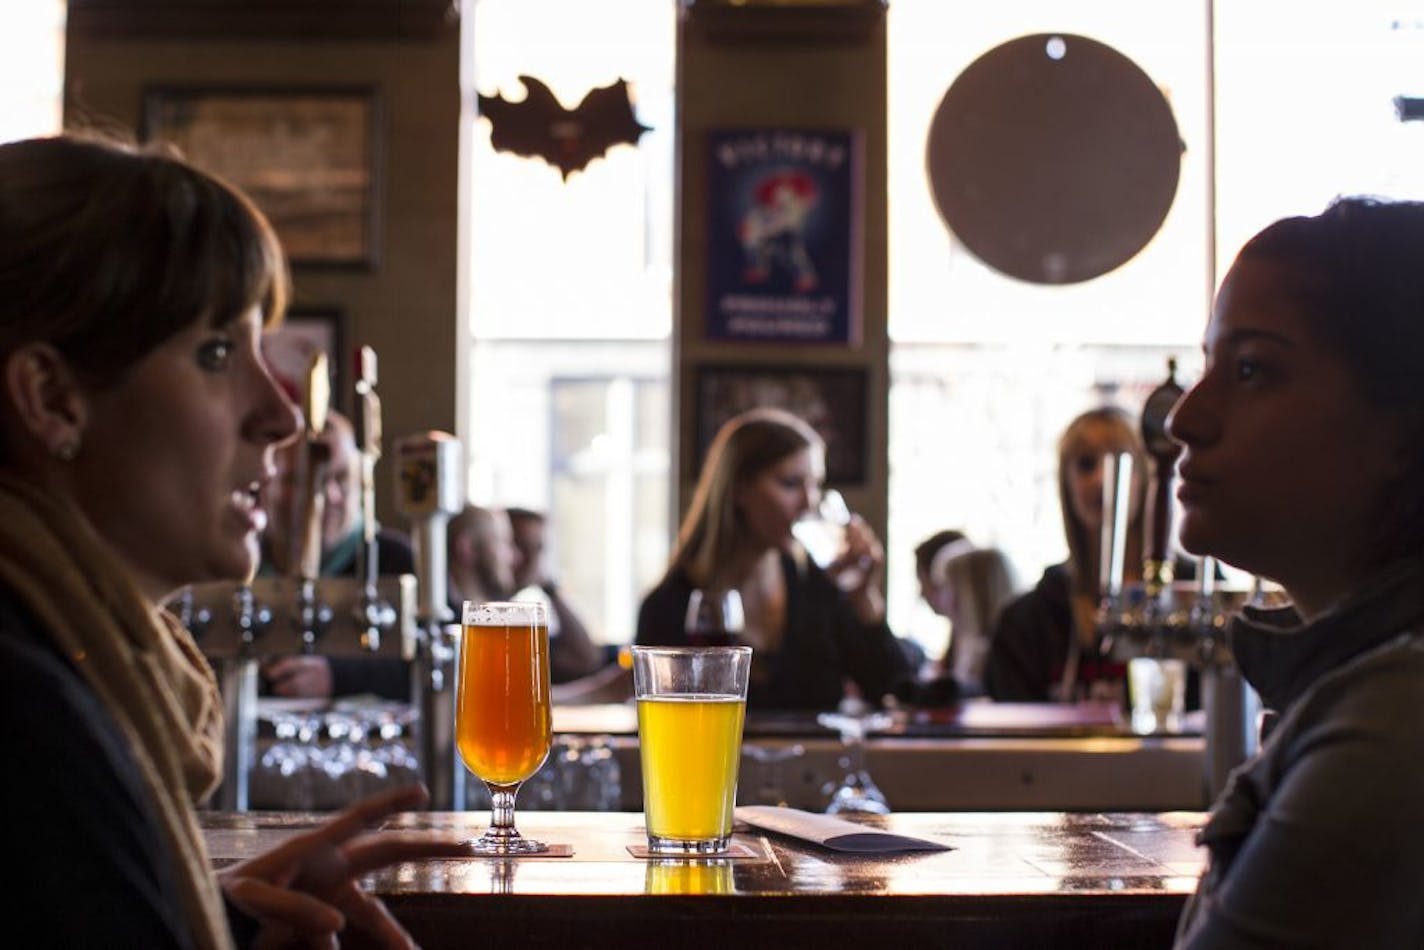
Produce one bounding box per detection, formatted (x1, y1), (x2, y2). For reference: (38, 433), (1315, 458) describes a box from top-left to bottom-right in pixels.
(635, 551), (911, 710)
(0, 593), (258, 948)
(984, 562), (1125, 702)
(985, 560), (1204, 706)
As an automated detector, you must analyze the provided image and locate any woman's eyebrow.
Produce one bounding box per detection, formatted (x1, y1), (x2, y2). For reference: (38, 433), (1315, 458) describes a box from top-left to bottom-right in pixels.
(1217, 327), (1295, 348)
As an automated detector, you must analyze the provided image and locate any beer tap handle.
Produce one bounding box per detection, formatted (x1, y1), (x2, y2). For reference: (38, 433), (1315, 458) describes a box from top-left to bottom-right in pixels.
(296, 351), (332, 584)
(1140, 357), (1185, 594)
(354, 346), (382, 583)
(353, 345), (387, 651)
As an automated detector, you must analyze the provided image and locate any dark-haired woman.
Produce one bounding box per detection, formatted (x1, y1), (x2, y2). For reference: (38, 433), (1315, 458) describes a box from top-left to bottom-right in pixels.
(1170, 197), (1424, 947)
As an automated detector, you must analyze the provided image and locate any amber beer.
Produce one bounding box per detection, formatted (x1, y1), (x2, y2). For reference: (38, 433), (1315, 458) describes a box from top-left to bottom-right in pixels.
(456, 613), (552, 787)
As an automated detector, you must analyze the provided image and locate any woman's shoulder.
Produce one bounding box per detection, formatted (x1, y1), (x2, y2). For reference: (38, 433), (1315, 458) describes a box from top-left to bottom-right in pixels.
(635, 566), (692, 643)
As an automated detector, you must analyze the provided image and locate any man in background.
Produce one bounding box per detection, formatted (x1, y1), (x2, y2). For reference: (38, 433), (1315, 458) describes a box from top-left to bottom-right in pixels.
(259, 409), (415, 700)
(507, 507), (608, 683)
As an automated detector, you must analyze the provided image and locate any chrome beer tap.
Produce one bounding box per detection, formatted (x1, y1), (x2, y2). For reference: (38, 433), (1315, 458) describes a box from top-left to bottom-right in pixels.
(353, 345), (397, 651)
(1097, 357), (1259, 800)
(294, 352), (335, 653)
(395, 430), (465, 810)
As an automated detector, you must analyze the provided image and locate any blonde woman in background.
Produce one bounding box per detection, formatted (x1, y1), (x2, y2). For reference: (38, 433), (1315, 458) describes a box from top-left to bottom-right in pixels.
(924, 541), (1019, 697)
(985, 406), (1147, 703)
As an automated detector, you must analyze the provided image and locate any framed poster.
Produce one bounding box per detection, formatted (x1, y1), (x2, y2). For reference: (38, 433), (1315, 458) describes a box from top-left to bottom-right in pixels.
(704, 128), (862, 344)
(694, 363), (869, 484)
(261, 306), (348, 411)
(142, 86), (381, 268)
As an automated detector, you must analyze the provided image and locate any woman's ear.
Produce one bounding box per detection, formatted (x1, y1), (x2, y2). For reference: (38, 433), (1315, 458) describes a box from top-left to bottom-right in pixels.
(2, 343), (88, 460)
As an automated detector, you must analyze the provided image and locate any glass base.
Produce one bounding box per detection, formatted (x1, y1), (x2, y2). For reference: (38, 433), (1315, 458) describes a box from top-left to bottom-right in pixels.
(645, 832), (732, 856)
(466, 830), (549, 855)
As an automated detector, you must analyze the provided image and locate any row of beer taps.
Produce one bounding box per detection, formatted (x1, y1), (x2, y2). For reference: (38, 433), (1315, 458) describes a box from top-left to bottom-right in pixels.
(175, 347), (469, 810)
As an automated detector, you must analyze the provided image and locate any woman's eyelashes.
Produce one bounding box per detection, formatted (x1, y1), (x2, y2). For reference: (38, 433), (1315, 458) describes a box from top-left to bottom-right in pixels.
(196, 337), (233, 372)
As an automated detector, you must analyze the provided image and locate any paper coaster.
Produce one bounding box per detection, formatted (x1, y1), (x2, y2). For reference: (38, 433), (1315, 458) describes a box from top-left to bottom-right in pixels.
(467, 843), (574, 859)
(627, 841), (761, 860)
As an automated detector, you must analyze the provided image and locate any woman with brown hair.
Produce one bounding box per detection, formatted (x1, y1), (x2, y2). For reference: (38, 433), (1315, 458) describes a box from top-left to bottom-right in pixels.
(635, 407), (910, 710)
(0, 134), (467, 948)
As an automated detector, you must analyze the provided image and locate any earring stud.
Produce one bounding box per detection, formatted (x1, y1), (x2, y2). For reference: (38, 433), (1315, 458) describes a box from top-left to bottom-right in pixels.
(55, 441), (78, 461)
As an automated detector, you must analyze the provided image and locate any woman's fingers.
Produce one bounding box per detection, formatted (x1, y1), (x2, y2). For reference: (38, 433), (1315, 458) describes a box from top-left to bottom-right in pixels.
(342, 834), (476, 878)
(331, 883), (420, 950)
(239, 784), (432, 880)
(222, 872), (345, 936)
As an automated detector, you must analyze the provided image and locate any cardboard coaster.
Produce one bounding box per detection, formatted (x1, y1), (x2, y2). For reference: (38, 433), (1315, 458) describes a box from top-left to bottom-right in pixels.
(627, 840), (762, 860)
(468, 843), (574, 859)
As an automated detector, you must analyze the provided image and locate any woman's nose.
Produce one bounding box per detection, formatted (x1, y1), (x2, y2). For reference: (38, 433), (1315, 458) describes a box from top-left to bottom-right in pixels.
(1167, 378), (1216, 449)
(250, 363), (302, 448)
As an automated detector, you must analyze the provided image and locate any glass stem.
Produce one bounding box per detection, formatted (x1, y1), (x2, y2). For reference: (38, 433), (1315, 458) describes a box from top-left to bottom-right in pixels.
(485, 784), (523, 841)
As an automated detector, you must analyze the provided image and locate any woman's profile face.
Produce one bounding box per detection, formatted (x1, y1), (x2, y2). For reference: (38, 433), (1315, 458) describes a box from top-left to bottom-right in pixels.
(734, 445), (821, 554)
(1062, 420), (1138, 534)
(70, 306), (299, 601)
(1167, 256), (1407, 594)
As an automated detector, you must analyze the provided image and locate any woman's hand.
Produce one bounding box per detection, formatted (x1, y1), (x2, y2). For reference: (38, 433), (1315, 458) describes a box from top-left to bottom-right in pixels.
(261, 655), (335, 699)
(218, 784), (469, 949)
(828, 514), (885, 624)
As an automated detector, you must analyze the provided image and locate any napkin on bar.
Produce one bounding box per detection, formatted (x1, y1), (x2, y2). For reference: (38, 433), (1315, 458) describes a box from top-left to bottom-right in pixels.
(733, 806), (952, 854)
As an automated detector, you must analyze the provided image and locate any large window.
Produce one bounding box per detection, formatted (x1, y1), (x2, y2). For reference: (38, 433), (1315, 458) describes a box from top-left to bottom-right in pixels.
(0, 0), (66, 144)
(461, 0), (675, 645)
(885, 2), (1424, 659)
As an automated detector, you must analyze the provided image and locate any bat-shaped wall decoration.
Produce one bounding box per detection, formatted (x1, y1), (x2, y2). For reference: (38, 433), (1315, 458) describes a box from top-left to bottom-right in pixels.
(476, 75), (651, 181)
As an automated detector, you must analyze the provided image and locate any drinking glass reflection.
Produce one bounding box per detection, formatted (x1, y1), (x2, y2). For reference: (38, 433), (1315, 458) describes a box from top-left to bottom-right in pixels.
(817, 709), (891, 815)
(456, 600), (552, 854)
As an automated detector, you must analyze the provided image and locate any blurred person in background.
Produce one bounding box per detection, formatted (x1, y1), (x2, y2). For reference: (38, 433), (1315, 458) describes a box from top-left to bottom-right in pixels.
(506, 506), (608, 683)
(257, 408), (415, 701)
(635, 407), (910, 710)
(923, 540), (1019, 697)
(985, 406), (1146, 703)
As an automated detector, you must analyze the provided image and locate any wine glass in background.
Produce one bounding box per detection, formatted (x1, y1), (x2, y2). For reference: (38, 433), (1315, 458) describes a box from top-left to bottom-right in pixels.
(817, 706), (892, 816)
(456, 600), (553, 854)
(685, 588), (745, 647)
(792, 489), (866, 591)
(742, 742), (806, 807)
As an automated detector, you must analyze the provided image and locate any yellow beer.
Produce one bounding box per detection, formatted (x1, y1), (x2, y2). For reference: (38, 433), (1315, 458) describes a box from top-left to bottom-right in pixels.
(645, 859), (734, 895)
(456, 620), (552, 786)
(638, 695), (746, 842)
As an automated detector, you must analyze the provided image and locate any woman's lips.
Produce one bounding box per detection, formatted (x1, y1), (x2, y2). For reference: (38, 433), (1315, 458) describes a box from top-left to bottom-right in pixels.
(1176, 479), (1209, 505)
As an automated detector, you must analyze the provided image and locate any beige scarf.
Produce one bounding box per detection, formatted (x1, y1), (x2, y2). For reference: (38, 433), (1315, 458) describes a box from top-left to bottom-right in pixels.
(0, 475), (232, 950)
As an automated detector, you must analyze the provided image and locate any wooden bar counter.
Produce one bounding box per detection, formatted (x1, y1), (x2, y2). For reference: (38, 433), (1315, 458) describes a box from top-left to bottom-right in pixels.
(200, 809), (1207, 949)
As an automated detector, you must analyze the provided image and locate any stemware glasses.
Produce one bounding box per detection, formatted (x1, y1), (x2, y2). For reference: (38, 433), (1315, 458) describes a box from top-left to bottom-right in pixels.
(817, 705), (892, 815)
(685, 588), (745, 647)
(792, 489), (866, 590)
(456, 600), (553, 854)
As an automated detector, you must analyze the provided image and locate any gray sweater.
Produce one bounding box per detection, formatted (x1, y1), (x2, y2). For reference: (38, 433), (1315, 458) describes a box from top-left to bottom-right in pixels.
(1175, 558), (1424, 948)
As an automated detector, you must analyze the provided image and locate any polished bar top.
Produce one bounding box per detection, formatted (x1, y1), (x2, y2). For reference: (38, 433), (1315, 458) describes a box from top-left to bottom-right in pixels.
(201, 810), (1208, 949)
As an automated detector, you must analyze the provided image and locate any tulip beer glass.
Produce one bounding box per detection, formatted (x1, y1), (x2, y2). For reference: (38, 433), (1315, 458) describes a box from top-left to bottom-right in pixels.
(457, 600), (552, 854)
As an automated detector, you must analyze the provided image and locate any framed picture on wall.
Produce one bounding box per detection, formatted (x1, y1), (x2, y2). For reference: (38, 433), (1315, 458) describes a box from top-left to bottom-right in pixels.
(693, 363), (869, 485)
(703, 127), (863, 345)
(142, 86), (382, 268)
(261, 306), (349, 413)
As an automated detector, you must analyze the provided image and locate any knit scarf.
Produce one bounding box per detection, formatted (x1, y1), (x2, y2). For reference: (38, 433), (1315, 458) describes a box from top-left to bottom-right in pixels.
(0, 475), (232, 950)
